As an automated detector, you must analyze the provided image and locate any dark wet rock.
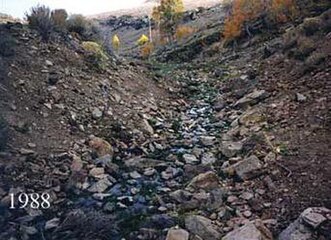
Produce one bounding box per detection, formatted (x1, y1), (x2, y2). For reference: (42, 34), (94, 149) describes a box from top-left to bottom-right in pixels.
(124, 157), (166, 171)
(54, 209), (119, 239)
(143, 214), (176, 229)
(48, 71), (60, 85)
(185, 215), (221, 240)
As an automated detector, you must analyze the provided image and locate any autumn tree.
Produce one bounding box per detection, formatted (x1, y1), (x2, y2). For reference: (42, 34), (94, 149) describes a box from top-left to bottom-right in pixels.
(152, 0), (185, 42)
(223, 0), (298, 42)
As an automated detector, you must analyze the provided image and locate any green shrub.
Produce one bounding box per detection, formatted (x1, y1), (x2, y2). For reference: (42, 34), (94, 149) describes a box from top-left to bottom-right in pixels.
(82, 41), (109, 70)
(51, 9), (68, 31)
(26, 5), (54, 41)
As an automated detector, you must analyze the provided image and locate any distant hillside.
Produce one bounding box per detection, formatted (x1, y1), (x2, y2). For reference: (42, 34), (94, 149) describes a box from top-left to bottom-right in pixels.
(90, 0), (221, 18)
(0, 13), (22, 23)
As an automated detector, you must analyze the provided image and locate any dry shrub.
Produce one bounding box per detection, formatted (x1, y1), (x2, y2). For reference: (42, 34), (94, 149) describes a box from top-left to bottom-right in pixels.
(271, 0), (297, 23)
(26, 5), (53, 41)
(51, 9), (68, 31)
(305, 51), (327, 65)
(67, 14), (89, 36)
(283, 28), (299, 50)
(175, 25), (195, 41)
(292, 36), (316, 60)
(141, 42), (154, 59)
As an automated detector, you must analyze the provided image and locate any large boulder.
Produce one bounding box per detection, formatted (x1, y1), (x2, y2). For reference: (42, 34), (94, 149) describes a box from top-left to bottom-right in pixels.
(222, 219), (273, 240)
(185, 215), (221, 240)
(279, 207), (331, 240)
(224, 155), (263, 180)
(234, 90), (268, 109)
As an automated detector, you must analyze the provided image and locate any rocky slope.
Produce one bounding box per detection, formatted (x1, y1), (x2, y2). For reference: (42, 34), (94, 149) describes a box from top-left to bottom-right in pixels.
(0, 5), (330, 240)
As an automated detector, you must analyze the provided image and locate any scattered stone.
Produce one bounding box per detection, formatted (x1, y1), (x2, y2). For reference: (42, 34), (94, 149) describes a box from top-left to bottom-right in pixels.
(239, 108), (265, 127)
(227, 195), (238, 204)
(169, 190), (192, 203)
(240, 192), (254, 201)
(89, 167), (105, 178)
(234, 90), (268, 108)
(223, 219), (273, 240)
(183, 154), (199, 165)
(296, 93), (307, 102)
(243, 210), (252, 218)
(129, 171), (142, 179)
(185, 215), (221, 240)
(187, 171), (219, 190)
(220, 141), (243, 158)
(227, 155), (263, 180)
(45, 218), (60, 230)
(142, 119), (154, 135)
(144, 168), (156, 176)
(88, 178), (113, 193)
(301, 207), (330, 229)
(45, 60), (53, 66)
(201, 152), (217, 165)
(166, 228), (189, 240)
(19, 148), (35, 155)
(200, 136), (216, 146)
(92, 107), (103, 119)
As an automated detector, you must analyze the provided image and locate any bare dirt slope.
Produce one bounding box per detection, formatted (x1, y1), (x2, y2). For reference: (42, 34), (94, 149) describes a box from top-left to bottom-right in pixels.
(90, 0), (221, 18)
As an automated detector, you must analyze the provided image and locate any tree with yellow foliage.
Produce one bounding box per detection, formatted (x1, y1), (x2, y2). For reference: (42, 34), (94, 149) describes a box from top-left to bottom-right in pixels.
(137, 34), (149, 46)
(112, 34), (120, 53)
(152, 0), (185, 42)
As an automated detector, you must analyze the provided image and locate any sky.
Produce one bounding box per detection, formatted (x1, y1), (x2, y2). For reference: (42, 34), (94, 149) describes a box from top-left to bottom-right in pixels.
(0, 0), (146, 18)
